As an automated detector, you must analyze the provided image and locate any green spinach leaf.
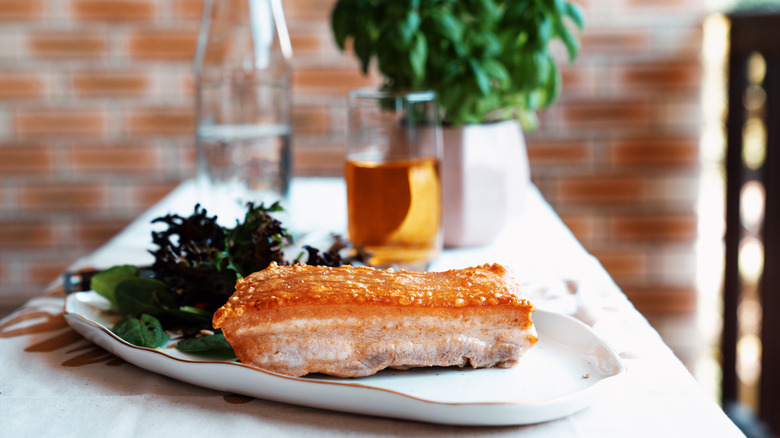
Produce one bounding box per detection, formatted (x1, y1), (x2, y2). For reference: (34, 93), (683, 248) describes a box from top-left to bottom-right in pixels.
(176, 332), (234, 355)
(114, 277), (172, 319)
(91, 265), (140, 308)
(113, 314), (169, 348)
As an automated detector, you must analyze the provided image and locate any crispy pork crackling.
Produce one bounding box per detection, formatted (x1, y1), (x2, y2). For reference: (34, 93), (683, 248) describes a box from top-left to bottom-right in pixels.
(212, 262), (537, 377)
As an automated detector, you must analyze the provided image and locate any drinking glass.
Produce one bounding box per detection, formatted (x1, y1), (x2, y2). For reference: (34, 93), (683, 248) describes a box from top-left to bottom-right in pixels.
(345, 89), (443, 271)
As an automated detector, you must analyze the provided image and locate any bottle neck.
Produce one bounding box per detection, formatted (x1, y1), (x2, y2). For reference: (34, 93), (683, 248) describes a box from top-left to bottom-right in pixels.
(194, 0), (292, 78)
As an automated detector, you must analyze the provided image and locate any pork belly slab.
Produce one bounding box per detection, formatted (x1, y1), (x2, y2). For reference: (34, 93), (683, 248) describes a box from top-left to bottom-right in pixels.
(212, 262), (537, 377)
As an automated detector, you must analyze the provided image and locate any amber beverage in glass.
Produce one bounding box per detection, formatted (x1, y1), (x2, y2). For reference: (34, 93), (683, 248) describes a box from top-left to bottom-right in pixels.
(345, 90), (443, 271)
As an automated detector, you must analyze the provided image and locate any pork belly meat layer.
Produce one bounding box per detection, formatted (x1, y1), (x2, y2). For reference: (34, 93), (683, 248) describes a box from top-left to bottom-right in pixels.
(213, 263), (537, 378)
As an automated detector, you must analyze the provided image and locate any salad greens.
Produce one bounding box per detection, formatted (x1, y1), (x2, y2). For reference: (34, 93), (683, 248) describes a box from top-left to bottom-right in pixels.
(91, 264), (140, 308)
(148, 202), (291, 315)
(176, 332), (234, 356)
(91, 202), (367, 353)
(112, 314), (169, 349)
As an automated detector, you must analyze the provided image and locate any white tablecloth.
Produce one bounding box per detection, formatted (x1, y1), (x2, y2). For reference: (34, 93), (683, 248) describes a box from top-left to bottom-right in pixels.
(0, 178), (743, 437)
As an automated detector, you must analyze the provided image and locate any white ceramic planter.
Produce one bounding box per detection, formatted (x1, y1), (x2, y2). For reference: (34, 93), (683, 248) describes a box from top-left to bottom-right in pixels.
(441, 119), (529, 247)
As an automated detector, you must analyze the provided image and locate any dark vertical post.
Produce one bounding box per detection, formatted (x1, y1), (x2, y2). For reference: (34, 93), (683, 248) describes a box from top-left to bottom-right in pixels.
(725, 12), (780, 436)
(722, 31), (745, 410)
(759, 53), (780, 435)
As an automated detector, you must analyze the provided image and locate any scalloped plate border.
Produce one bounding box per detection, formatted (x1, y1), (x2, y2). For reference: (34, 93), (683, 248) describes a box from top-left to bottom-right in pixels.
(64, 291), (625, 426)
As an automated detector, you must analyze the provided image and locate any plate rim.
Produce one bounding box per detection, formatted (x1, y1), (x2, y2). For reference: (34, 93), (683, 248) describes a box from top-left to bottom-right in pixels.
(63, 290), (627, 424)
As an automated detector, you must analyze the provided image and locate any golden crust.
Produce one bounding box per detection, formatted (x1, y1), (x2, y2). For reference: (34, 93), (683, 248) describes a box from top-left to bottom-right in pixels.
(212, 263), (537, 377)
(213, 262), (534, 329)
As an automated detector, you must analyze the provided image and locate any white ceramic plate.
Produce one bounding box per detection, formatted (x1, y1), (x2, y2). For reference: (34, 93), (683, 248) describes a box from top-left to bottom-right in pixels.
(64, 291), (625, 426)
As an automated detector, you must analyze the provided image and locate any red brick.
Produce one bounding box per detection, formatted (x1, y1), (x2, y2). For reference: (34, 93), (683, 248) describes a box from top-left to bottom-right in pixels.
(18, 183), (106, 213)
(557, 175), (646, 204)
(0, 72), (45, 99)
(29, 32), (107, 59)
(284, 0), (337, 21)
(627, 0), (702, 11)
(74, 220), (128, 247)
(591, 249), (647, 281)
(561, 100), (651, 128)
(69, 144), (159, 173)
(291, 105), (333, 135)
(624, 286), (698, 315)
(71, 71), (150, 97)
(558, 213), (598, 246)
(15, 109), (106, 137)
(293, 143), (343, 176)
(0, 221), (56, 249)
(559, 64), (594, 95)
(177, 70), (196, 97)
(292, 67), (380, 94)
(125, 108), (194, 135)
(182, 141), (197, 167)
(173, 0), (205, 20)
(610, 137), (699, 167)
(127, 30), (199, 61)
(131, 181), (179, 207)
(526, 140), (589, 165)
(580, 29), (649, 55)
(621, 61), (702, 92)
(72, 0), (156, 22)
(290, 26), (342, 57)
(26, 259), (71, 286)
(610, 214), (697, 242)
(0, 0), (45, 20)
(0, 145), (53, 174)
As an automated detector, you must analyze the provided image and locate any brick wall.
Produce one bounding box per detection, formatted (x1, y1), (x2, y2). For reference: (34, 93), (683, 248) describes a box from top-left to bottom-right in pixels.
(536, 0), (707, 320)
(0, 0), (708, 330)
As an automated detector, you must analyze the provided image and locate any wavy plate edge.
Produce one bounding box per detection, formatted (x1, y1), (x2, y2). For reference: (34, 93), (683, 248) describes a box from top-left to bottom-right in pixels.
(64, 291), (626, 426)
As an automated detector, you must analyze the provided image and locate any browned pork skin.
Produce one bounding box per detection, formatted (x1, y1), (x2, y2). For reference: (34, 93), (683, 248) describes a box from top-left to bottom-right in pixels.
(213, 262), (537, 377)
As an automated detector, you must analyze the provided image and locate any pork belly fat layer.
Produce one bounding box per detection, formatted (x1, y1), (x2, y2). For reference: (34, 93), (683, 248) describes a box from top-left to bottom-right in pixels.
(219, 306), (538, 377)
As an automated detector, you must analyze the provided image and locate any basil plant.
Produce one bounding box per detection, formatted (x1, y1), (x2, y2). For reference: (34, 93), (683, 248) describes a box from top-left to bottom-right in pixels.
(332, 0), (585, 129)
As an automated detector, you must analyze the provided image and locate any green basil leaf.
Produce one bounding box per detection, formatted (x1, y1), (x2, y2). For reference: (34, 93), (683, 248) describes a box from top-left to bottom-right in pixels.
(353, 30), (373, 74)
(535, 13), (553, 47)
(166, 306), (212, 326)
(113, 314), (169, 348)
(330, 1), (350, 49)
(555, 20), (580, 61)
(91, 265), (140, 308)
(470, 59), (491, 96)
(114, 277), (171, 319)
(431, 10), (462, 43)
(409, 33), (428, 82)
(399, 10), (420, 45)
(176, 332), (234, 355)
(473, 0), (500, 22)
(513, 51), (538, 91)
(481, 58), (509, 88)
(540, 56), (562, 108)
(564, 2), (586, 30)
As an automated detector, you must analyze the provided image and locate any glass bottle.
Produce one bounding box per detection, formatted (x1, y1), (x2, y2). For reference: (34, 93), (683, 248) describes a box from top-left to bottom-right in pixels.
(194, 0), (293, 220)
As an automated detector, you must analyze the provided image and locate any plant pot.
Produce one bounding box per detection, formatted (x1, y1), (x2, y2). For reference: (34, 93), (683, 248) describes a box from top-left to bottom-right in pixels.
(441, 119), (529, 247)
